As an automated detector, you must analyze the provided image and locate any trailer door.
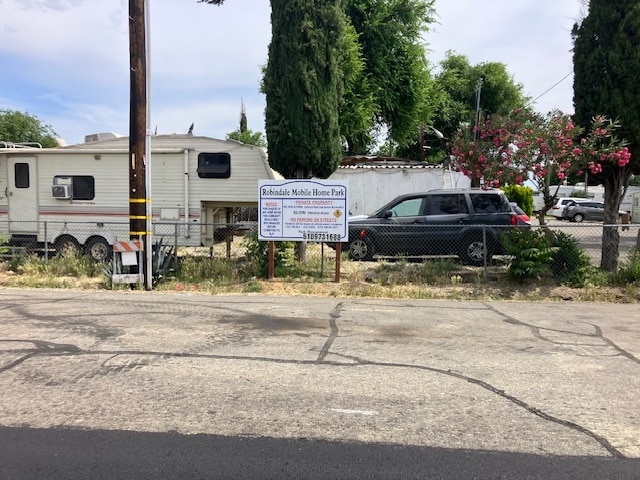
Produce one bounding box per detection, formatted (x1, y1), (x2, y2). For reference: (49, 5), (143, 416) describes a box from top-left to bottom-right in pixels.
(8, 156), (38, 233)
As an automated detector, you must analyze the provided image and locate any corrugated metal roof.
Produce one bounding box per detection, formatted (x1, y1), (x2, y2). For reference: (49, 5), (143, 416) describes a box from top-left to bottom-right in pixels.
(338, 155), (441, 170)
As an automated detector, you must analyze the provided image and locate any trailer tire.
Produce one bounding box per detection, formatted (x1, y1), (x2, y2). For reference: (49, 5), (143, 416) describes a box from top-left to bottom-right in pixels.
(55, 236), (81, 258)
(86, 237), (112, 263)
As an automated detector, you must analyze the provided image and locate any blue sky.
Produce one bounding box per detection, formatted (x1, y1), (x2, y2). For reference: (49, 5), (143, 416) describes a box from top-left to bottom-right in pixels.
(0, 0), (584, 146)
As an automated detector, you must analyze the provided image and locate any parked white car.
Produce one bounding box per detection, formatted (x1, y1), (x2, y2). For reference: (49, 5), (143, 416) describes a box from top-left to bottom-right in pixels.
(550, 197), (591, 220)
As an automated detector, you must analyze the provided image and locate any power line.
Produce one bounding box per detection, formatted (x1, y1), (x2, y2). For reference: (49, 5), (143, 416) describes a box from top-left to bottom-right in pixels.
(528, 71), (573, 107)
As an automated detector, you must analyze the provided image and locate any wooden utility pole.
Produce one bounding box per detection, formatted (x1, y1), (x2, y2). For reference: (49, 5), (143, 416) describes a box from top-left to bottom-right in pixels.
(128, 0), (148, 283)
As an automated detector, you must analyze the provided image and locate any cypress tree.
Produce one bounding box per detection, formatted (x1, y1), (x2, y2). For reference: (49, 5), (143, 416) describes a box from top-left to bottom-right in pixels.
(264, 0), (344, 179)
(573, 0), (640, 271)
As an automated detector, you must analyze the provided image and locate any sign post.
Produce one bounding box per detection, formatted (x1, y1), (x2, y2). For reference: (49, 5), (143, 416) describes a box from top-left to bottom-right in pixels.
(258, 180), (348, 281)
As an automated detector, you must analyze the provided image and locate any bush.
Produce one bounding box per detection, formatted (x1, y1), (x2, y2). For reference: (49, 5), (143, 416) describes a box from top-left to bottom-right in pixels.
(616, 248), (640, 285)
(243, 231), (296, 277)
(549, 231), (592, 286)
(501, 228), (553, 282)
(502, 185), (534, 217)
(152, 238), (176, 284)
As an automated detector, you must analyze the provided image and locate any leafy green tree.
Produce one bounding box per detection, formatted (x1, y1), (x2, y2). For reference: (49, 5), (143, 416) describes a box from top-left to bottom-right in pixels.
(432, 52), (530, 144)
(338, 20), (376, 155)
(344, 0), (437, 155)
(226, 103), (267, 148)
(0, 109), (58, 147)
(263, 0), (344, 179)
(572, 0), (640, 271)
(227, 129), (267, 149)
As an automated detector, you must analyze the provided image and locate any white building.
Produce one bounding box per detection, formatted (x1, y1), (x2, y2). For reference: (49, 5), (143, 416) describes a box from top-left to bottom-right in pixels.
(327, 156), (470, 216)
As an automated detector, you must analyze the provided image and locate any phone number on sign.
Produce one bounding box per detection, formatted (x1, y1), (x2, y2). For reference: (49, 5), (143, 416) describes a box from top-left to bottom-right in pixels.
(302, 232), (342, 241)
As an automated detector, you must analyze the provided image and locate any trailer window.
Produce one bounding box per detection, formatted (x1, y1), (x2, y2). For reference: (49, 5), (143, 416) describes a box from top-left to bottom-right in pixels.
(15, 163), (30, 188)
(53, 175), (95, 200)
(197, 152), (231, 178)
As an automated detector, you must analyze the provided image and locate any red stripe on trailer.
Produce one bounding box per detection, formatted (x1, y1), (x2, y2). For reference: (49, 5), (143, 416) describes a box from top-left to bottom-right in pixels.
(113, 240), (142, 252)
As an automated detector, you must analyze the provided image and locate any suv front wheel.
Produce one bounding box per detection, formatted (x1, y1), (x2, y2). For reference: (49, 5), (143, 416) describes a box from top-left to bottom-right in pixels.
(459, 235), (491, 266)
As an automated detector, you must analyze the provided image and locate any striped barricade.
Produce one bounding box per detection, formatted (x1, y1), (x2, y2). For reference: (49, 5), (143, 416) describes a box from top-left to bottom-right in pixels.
(112, 240), (144, 285)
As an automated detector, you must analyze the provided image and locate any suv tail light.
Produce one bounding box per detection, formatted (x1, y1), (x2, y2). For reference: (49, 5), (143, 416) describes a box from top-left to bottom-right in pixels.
(510, 214), (518, 226)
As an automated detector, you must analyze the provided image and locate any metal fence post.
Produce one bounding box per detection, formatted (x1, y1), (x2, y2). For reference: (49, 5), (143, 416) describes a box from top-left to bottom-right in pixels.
(482, 225), (488, 283)
(44, 221), (49, 262)
(174, 222), (179, 262)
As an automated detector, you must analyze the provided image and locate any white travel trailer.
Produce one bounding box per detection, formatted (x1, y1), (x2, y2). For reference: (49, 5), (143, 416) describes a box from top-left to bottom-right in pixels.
(632, 191), (640, 223)
(0, 134), (277, 260)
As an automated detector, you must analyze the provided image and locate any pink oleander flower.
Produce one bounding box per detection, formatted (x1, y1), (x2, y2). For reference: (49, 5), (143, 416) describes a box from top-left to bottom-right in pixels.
(614, 147), (631, 167)
(589, 162), (603, 174)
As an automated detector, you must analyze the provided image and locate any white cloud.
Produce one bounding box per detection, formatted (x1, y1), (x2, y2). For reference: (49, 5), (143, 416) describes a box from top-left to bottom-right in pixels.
(7, 0), (89, 12)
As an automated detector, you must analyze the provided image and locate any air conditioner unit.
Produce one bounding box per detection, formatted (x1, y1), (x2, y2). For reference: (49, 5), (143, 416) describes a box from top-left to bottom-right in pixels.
(52, 184), (73, 199)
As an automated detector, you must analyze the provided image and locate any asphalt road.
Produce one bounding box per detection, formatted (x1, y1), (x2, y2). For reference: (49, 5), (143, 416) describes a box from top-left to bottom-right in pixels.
(1, 289), (639, 479)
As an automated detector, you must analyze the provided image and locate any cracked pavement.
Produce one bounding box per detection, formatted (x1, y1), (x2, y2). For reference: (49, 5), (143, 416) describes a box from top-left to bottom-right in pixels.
(0, 289), (639, 460)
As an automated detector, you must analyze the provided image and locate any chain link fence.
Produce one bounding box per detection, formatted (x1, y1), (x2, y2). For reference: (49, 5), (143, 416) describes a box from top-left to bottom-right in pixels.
(1, 219), (639, 280)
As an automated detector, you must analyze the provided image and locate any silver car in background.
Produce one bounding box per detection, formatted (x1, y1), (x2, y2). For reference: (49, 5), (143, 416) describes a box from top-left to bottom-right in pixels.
(565, 200), (606, 222)
(565, 200), (627, 223)
(550, 197), (591, 220)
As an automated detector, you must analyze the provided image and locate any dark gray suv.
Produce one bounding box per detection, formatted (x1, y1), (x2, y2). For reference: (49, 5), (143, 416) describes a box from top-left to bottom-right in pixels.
(345, 189), (522, 265)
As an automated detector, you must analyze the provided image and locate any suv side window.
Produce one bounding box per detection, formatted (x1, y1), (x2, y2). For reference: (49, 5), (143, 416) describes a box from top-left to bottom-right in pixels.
(469, 193), (510, 213)
(388, 197), (424, 217)
(427, 194), (468, 215)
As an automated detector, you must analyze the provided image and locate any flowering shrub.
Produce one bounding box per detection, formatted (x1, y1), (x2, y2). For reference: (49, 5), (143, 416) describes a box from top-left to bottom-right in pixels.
(450, 110), (631, 220)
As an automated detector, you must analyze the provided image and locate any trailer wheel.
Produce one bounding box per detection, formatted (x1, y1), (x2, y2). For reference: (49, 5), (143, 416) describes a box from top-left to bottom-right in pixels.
(86, 237), (112, 263)
(54, 236), (81, 258)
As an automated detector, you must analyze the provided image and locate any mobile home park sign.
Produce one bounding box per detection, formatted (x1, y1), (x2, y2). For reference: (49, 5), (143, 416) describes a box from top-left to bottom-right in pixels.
(258, 180), (348, 242)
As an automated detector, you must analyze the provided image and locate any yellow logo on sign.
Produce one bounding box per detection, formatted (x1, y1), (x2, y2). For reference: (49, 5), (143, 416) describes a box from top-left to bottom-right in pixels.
(333, 209), (343, 218)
